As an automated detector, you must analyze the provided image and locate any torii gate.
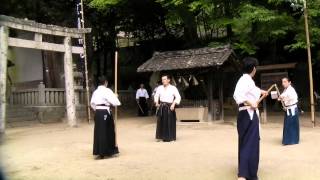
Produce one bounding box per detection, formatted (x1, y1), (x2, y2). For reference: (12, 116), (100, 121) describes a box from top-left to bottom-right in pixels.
(0, 15), (91, 133)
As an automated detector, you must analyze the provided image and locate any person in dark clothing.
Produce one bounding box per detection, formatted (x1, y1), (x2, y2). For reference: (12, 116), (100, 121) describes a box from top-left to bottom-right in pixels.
(233, 57), (268, 180)
(90, 76), (121, 159)
(154, 75), (181, 142)
(136, 84), (149, 116)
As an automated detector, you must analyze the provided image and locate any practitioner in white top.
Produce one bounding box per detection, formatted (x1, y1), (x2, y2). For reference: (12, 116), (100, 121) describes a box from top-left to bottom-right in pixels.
(136, 84), (149, 116)
(90, 76), (121, 159)
(233, 57), (268, 180)
(278, 77), (299, 145)
(154, 75), (181, 142)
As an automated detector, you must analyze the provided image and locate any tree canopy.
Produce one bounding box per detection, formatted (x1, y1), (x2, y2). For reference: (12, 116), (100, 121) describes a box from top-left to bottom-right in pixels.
(1, 0), (320, 82)
(87, 0), (320, 60)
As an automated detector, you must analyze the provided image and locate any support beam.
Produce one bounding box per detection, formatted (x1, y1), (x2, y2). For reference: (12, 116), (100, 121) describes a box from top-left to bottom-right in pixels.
(303, 0), (315, 127)
(0, 15), (91, 38)
(207, 69), (214, 121)
(0, 26), (9, 133)
(256, 63), (296, 71)
(219, 71), (224, 121)
(63, 36), (77, 127)
(262, 99), (267, 123)
(8, 37), (84, 54)
(78, 0), (91, 122)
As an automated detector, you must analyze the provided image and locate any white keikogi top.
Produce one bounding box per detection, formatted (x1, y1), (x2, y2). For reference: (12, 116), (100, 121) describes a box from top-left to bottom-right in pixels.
(136, 88), (149, 99)
(233, 74), (261, 120)
(280, 85), (298, 115)
(154, 84), (181, 105)
(90, 85), (121, 112)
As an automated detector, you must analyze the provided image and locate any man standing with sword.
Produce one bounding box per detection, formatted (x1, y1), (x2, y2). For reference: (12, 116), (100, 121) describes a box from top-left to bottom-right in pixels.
(136, 84), (149, 116)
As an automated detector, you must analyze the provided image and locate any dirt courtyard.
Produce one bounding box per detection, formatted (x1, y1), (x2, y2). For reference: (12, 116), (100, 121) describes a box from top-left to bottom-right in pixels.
(1, 114), (320, 180)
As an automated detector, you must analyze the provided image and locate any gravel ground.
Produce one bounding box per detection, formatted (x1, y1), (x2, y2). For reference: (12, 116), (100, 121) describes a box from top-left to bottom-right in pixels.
(1, 113), (320, 180)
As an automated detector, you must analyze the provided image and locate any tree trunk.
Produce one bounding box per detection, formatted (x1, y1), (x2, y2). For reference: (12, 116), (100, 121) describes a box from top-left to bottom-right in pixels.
(225, 0), (233, 39)
(177, 5), (199, 47)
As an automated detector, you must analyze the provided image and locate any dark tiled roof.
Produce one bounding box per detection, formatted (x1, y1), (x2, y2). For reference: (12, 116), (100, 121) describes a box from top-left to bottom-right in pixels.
(137, 45), (234, 72)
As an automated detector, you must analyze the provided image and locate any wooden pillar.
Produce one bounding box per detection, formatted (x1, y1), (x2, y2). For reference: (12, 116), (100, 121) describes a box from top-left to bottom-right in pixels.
(114, 51), (118, 146)
(219, 72), (224, 121)
(63, 36), (77, 127)
(262, 99), (267, 123)
(0, 26), (9, 134)
(303, 0), (315, 127)
(208, 69), (214, 121)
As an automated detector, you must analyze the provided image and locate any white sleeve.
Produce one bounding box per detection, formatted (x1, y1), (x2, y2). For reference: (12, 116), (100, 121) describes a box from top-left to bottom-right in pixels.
(154, 88), (160, 104)
(152, 87), (157, 97)
(106, 89), (121, 106)
(136, 90), (139, 99)
(145, 90), (149, 99)
(280, 89), (289, 99)
(173, 87), (181, 105)
(292, 89), (298, 100)
(90, 91), (97, 111)
(281, 87), (298, 100)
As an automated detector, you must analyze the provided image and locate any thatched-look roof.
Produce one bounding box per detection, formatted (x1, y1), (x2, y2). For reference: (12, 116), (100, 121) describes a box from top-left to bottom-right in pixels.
(137, 45), (235, 72)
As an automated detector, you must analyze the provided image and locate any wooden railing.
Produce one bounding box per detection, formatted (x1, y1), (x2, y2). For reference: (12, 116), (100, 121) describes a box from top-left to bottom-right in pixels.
(44, 88), (65, 106)
(9, 83), (69, 106)
(10, 89), (40, 105)
(9, 82), (136, 107)
(9, 84), (219, 110)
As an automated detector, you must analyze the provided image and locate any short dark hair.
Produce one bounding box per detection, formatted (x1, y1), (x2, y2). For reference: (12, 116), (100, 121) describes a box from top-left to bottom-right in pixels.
(161, 74), (171, 80)
(98, 76), (108, 85)
(242, 57), (258, 74)
(282, 77), (291, 82)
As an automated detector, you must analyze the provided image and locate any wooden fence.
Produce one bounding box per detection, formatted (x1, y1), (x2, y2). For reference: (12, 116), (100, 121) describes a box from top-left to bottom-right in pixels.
(9, 83), (217, 112)
(9, 83), (136, 107)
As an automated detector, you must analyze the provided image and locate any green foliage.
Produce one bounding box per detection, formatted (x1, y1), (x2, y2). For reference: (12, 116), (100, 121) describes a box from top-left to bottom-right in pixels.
(0, 0), (77, 26)
(208, 41), (227, 48)
(4, 0), (320, 61)
(88, 0), (123, 10)
(230, 3), (294, 55)
(232, 42), (258, 55)
(277, 0), (320, 53)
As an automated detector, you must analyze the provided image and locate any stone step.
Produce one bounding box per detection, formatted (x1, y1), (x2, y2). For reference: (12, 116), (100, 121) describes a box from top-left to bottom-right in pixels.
(7, 110), (34, 118)
(6, 111), (34, 118)
(7, 116), (36, 123)
(7, 120), (40, 128)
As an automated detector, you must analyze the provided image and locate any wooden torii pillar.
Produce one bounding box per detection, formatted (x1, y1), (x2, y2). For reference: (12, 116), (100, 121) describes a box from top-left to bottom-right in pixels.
(0, 15), (91, 132)
(0, 26), (8, 133)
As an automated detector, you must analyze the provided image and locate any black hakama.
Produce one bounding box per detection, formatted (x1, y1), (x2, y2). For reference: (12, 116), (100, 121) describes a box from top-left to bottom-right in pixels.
(282, 107), (300, 145)
(156, 103), (176, 142)
(93, 109), (119, 156)
(138, 97), (148, 116)
(237, 110), (260, 180)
